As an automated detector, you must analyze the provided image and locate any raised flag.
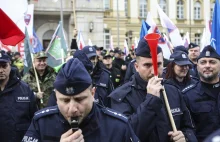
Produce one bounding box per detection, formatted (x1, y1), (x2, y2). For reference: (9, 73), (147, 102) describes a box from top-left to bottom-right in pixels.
(140, 20), (150, 39)
(124, 39), (129, 56)
(32, 28), (43, 53)
(146, 12), (171, 59)
(211, 0), (220, 54)
(46, 21), (68, 68)
(0, 9), (25, 46)
(23, 27), (33, 74)
(157, 5), (183, 47)
(109, 35), (114, 50)
(134, 37), (139, 49)
(77, 30), (85, 50)
(182, 32), (190, 48)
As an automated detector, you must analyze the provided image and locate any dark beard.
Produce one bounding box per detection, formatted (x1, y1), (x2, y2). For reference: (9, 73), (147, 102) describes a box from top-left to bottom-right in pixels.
(198, 71), (218, 82)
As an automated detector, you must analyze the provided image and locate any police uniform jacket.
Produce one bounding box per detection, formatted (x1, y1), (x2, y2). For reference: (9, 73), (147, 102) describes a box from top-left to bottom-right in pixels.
(164, 77), (198, 91)
(109, 72), (197, 142)
(92, 62), (114, 107)
(182, 80), (220, 141)
(189, 60), (199, 79)
(124, 59), (136, 83)
(106, 66), (122, 88)
(22, 103), (139, 142)
(0, 69), (38, 142)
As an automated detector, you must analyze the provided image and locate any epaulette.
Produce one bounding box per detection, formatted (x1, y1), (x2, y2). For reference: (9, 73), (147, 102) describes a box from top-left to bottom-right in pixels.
(34, 106), (59, 120)
(182, 83), (198, 93)
(102, 107), (128, 122)
(131, 59), (136, 63)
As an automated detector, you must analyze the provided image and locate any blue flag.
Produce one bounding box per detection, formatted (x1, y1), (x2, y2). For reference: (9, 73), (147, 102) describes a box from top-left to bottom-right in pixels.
(211, 0), (220, 54)
(32, 28), (43, 53)
(140, 20), (150, 39)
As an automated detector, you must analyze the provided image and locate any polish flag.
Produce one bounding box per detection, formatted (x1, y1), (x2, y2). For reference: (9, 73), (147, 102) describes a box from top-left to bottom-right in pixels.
(77, 30), (85, 50)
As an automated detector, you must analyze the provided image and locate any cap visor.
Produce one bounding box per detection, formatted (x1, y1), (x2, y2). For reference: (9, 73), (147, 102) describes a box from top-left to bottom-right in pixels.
(175, 60), (192, 66)
(87, 53), (97, 58)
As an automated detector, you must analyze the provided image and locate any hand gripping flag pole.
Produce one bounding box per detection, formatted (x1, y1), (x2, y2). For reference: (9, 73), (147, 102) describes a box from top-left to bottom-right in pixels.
(145, 33), (177, 132)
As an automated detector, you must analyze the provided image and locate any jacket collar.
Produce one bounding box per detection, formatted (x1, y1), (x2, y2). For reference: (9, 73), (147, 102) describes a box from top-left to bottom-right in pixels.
(131, 72), (148, 90)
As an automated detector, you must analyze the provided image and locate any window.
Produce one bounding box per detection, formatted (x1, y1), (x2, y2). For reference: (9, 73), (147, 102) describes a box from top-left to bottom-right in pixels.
(210, 2), (215, 20)
(125, 0), (128, 17)
(195, 33), (201, 45)
(177, 0), (184, 19)
(194, 1), (201, 20)
(139, 0), (147, 18)
(104, 29), (110, 49)
(159, 0), (167, 14)
(104, 0), (110, 10)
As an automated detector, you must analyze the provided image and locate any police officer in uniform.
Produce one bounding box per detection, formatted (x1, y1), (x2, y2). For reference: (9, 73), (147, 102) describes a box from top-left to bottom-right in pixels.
(188, 43), (200, 78)
(82, 46), (114, 107)
(182, 45), (220, 141)
(165, 51), (198, 91)
(109, 38), (197, 142)
(0, 51), (38, 142)
(102, 52), (122, 88)
(22, 58), (139, 142)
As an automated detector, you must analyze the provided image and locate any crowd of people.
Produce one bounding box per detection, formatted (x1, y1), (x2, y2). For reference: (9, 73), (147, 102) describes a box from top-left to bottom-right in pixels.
(1, 31), (220, 142)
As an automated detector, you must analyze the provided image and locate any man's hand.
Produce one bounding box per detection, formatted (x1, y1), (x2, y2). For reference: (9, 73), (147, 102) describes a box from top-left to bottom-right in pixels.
(73, 29), (78, 39)
(146, 77), (163, 98)
(168, 131), (186, 142)
(60, 129), (84, 142)
(36, 92), (44, 99)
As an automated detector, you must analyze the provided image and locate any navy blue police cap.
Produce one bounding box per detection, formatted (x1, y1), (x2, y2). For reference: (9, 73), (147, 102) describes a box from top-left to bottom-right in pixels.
(73, 50), (93, 72)
(173, 45), (188, 54)
(82, 46), (97, 59)
(0, 50), (10, 62)
(188, 43), (199, 50)
(54, 58), (92, 96)
(169, 51), (192, 66)
(135, 37), (162, 57)
(197, 45), (220, 61)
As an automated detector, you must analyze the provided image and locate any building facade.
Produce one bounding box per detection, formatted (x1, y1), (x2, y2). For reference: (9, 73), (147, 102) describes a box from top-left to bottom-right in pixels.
(29, 0), (215, 50)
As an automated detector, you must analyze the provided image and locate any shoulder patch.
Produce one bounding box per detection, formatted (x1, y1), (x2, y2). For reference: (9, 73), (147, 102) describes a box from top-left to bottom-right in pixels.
(34, 106), (59, 120)
(102, 108), (128, 122)
(182, 84), (197, 93)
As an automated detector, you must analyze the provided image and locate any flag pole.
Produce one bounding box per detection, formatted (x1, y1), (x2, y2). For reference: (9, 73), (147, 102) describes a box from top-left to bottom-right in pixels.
(30, 53), (43, 104)
(72, 0), (77, 28)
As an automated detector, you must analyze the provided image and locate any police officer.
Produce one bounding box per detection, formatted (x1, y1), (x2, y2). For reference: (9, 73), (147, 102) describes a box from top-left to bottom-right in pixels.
(109, 38), (197, 142)
(22, 51), (57, 109)
(164, 51), (198, 91)
(188, 43), (200, 78)
(0, 51), (38, 142)
(22, 58), (139, 142)
(102, 52), (122, 88)
(82, 46), (114, 107)
(182, 45), (220, 141)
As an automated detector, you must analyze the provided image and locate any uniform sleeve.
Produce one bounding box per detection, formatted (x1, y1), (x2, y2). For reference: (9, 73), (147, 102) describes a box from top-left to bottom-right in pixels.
(179, 92), (198, 142)
(123, 122), (140, 142)
(29, 90), (38, 118)
(124, 63), (134, 83)
(111, 94), (163, 141)
(22, 119), (40, 142)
